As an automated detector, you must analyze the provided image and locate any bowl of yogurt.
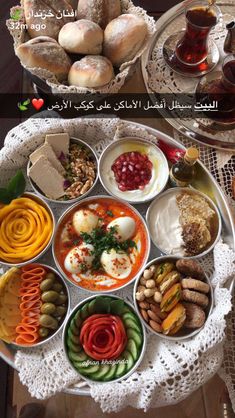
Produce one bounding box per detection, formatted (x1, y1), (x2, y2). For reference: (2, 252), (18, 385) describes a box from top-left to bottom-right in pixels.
(146, 187), (221, 258)
(98, 138), (169, 204)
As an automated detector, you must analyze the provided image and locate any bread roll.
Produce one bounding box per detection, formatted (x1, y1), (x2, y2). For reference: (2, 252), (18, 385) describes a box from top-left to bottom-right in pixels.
(24, 0), (74, 39)
(68, 55), (114, 88)
(103, 14), (148, 67)
(77, 0), (121, 29)
(16, 36), (72, 82)
(58, 20), (103, 54)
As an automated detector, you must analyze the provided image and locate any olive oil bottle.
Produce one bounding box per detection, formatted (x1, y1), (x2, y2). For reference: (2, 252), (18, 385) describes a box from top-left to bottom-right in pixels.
(170, 147), (199, 187)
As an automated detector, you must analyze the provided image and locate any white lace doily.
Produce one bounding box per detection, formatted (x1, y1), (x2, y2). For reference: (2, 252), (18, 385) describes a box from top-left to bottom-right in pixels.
(145, 1), (235, 146)
(0, 117), (234, 412)
(7, 0), (156, 95)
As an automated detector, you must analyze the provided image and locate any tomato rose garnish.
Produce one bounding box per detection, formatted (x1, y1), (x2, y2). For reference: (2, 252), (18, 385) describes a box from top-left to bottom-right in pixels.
(80, 314), (127, 361)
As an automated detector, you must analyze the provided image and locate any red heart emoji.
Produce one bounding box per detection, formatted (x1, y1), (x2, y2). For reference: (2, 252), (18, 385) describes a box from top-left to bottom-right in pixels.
(32, 98), (44, 111)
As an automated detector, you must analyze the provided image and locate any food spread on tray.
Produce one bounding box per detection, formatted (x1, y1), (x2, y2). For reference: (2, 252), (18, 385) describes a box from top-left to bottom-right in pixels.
(135, 258), (210, 336)
(28, 133), (97, 201)
(148, 189), (219, 256)
(13, 0), (149, 89)
(0, 265), (68, 345)
(64, 296), (144, 382)
(54, 197), (150, 291)
(99, 139), (169, 203)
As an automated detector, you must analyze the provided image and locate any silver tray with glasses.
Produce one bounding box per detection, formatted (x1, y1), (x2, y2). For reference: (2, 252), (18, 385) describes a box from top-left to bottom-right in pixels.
(141, 0), (235, 151)
(0, 120), (234, 396)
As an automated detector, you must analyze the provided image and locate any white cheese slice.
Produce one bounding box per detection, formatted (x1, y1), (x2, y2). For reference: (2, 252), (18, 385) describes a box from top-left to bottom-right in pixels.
(29, 156), (65, 200)
(45, 133), (70, 158)
(30, 143), (65, 175)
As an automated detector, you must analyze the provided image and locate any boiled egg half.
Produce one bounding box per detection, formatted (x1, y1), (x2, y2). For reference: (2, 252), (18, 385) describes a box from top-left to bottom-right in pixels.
(64, 244), (95, 274)
(107, 217), (136, 242)
(73, 209), (98, 235)
(101, 249), (132, 279)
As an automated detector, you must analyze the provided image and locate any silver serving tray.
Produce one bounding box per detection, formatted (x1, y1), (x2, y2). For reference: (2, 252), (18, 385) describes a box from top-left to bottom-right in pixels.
(0, 120), (234, 397)
(141, 1), (235, 151)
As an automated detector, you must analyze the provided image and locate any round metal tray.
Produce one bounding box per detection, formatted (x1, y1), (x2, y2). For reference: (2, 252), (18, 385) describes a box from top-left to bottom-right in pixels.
(0, 120), (234, 397)
(141, 0), (235, 151)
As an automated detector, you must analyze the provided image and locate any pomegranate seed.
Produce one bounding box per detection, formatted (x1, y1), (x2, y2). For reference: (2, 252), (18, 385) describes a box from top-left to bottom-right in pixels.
(111, 151), (152, 192)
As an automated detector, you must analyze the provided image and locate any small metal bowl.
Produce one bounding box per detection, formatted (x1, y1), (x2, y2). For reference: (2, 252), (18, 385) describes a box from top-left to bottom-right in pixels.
(63, 294), (146, 384)
(98, 137), (169, 204)
(10, 264), (71, 349)
(133, 256), (214, 341)
(146, 187), (222, 259)
(52, 195), (151, 293)
(0, 192), (55, 267)
(27, 137), (98, 205)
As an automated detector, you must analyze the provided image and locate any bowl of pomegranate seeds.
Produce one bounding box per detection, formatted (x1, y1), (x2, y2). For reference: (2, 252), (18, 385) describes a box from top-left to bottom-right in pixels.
(98, 138), (169, 204)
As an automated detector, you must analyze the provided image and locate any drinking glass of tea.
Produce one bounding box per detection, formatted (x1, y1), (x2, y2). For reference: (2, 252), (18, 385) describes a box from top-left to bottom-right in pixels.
(221, 55), (235, 94)
(176, 0), (221, 66)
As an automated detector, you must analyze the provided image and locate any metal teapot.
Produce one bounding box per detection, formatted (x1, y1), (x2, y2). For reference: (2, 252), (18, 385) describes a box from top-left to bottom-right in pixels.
(224, 21), (235, 53)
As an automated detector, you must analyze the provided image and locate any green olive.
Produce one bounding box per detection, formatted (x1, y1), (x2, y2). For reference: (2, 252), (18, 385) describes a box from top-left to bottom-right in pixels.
(52, 282), (63, 292)
(55, 294), (68, 305)
(38, 327), (50, 338)
(40, 278), (54, 292)
(41, 303), (56, 315)
(41, 290), (59, 303)
(53, 306), (67, 318)
(45, 272), (56, 281)
(39, 314), (59, 330)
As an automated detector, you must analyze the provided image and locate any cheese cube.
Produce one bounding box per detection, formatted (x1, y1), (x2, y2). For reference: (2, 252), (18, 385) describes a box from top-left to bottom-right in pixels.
(29, 156), (65, 200)
(45, 133), (70, 158)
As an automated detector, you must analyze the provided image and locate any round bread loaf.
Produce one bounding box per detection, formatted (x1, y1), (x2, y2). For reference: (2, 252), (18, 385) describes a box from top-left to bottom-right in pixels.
(77, 0), (121, 29)
(103, 14), (148, 67)
(58, 20), (103, 54)
(16, 36), (72, 82)
(68, 55), (114, 88)
(24, 0), (74, 39)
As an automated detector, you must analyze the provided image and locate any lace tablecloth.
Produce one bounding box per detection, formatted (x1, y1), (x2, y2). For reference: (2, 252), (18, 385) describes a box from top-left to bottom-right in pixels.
(0, 117), (234, 413)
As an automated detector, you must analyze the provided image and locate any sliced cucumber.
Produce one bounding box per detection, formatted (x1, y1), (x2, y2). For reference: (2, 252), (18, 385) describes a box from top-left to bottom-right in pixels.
(68, 350), (88, 363)
(80, 303), (90, 320)
(67, 338), (82, 353)
(88, 299), (96, 315)
(123, 318), (141, 333)
(122, 350), (135, 372)
(77, 365), (100, 375)
(102, 364), (117, 382)
(68, 328), (80, 345)
(127, 329), (142, 348)
(70, 318), (80, 335)
(74, 310), (83, 328)
(122, 312), (139, 324)
(115, 361), (126, 378)
(126, 339), (138, 361)
(91, 364), (110, 380)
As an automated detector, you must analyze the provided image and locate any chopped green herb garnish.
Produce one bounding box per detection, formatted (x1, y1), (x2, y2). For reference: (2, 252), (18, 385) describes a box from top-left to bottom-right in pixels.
(81, 226), (137, 271)
(106, 210), (114, 217)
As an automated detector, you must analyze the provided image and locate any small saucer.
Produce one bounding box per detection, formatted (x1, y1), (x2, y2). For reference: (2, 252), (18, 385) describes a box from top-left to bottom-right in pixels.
(163, 31), (220, 78)
(196, 71), (235, 126)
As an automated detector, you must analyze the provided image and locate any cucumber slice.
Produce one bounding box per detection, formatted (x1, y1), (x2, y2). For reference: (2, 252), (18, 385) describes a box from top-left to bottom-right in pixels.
(80, 303), (90, 320)
(126, 339), (138, 361)
(123, 318), (141, 333)
(67, 338), (82, 353)
(91, 364), (110, 381)
(74, 310), (83, 328)
(127, 329), (142, 348)
(68, 328), (80, 345)
(68, 350), (88, 363)
(122, 350), (134, 372)
(102, 365), (117, 382)
(70, 318), (80, 335)
(76, 365), (100, 375)
(115, 361), (126, 378)
(122, 312), (140, 325)
(88, 299), (96, 315)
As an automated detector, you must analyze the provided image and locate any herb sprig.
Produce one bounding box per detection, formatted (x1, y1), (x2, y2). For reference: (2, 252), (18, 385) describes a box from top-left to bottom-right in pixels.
(81, 226), (136, 271)
(0, 170), (26, 204)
